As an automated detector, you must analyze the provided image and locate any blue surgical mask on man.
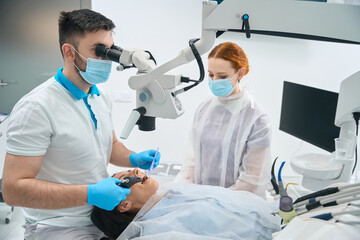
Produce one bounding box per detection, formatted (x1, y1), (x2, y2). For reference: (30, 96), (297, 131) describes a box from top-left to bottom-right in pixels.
(72, 46), (112, 85)
(208, 75), (237, 97)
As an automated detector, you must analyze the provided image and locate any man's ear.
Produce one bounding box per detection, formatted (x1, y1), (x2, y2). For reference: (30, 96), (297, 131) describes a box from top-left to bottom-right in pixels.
(62, 43), (75, 62)
(118, 200), (132, 213)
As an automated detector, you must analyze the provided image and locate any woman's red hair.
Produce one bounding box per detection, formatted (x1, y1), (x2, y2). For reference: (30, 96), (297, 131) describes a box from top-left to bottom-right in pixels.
(208, 42), (249, 75)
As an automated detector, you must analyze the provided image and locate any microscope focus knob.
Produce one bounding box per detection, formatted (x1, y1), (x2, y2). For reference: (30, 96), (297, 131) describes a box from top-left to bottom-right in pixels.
(139, 92), (150, 102)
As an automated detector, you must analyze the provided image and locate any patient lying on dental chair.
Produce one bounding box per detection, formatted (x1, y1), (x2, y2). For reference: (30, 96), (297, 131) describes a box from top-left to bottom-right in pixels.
(91, 168), (281, 240)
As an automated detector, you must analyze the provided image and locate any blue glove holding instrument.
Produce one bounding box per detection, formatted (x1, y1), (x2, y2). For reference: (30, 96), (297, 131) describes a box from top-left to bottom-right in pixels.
(87, 177), (130, 211)
(129, 149), (161, 170)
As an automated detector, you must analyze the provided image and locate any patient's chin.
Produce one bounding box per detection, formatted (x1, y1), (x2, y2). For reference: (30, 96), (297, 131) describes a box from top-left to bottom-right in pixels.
(148, 178), (159, 192)
(154, 180), (159, 191)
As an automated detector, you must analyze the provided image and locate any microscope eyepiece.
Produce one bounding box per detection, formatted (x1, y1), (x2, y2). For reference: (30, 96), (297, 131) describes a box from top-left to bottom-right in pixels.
(95, 44), (122, 63)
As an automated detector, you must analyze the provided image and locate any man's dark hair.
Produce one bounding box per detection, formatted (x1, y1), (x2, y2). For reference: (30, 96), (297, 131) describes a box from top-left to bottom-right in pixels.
(58, 9), (115, 57)
(91, 206), (136, 240)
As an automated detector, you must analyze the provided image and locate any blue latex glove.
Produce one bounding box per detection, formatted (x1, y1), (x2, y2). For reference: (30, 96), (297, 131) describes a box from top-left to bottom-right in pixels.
(87, 177), (130, 211)
(129, 149), (161, 170)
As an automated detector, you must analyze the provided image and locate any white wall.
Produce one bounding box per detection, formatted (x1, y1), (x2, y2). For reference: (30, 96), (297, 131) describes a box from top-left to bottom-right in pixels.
(92, 0), (360, 175)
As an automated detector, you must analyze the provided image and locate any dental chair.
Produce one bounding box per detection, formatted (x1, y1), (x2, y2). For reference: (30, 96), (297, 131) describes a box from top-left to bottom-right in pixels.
(0, 178), (14, 224)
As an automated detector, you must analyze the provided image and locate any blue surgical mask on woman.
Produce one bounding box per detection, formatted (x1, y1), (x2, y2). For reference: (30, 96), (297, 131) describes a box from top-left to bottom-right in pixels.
(73, 46), (112, 85)
(208, 75), (237, 97)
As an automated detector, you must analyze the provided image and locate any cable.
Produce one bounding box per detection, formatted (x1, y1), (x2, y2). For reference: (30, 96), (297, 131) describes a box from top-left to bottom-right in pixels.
(270, 157), (279, 195)
(352, 112), (360, 174)
(173, 38), (205, 96)
(271, 157), (278, 180)
(278, 161), (287, 197)
(185, 39), (205, 88)
(285, 183), (297, 190)
(278, 161), (286, 182)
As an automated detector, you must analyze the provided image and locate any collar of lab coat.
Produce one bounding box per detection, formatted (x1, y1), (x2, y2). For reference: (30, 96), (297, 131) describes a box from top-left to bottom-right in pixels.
(54, 67), (100, 100)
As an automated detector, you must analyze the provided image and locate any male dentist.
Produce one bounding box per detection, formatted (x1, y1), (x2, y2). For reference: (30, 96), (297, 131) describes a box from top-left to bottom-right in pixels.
(2, 9), (160, 240)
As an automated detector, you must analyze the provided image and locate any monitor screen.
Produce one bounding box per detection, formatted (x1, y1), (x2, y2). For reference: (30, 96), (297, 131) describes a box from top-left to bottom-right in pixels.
(279, 81), (340, 152)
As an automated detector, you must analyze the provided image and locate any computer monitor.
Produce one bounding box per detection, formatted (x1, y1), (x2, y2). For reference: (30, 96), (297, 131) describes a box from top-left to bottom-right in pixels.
(279, 81), (340, 152)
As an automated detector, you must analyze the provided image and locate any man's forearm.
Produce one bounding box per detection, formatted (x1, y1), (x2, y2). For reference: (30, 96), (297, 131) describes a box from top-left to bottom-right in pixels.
(3, 178), (88, 209)
(109, 140), (134, 167)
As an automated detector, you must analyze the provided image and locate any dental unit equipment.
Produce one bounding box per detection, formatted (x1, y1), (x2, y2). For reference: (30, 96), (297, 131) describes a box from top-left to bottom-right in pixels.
(296, 193), (360, 215)
(289, 74), (360, 191)
(273, 182), (360, 223)
(272, 162), (360, 225)
(293, 183), (360, 205)
(275, 161), (297, 224)
(294, 183), (360, 207)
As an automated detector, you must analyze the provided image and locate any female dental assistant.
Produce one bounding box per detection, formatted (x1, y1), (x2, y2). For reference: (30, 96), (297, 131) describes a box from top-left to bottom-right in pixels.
(176, 42), (272, 198)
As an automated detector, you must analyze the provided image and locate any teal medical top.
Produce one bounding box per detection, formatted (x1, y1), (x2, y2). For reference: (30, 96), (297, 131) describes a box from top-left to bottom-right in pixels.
(54, 67), (100, 129)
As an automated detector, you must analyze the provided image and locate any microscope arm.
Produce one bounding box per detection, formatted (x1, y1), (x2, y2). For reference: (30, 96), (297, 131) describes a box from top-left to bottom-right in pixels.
(119, 0), (360, 139)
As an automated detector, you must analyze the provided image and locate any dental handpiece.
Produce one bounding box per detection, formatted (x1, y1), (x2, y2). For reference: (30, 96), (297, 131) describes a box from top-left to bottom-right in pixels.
(117, 176), (143, 188)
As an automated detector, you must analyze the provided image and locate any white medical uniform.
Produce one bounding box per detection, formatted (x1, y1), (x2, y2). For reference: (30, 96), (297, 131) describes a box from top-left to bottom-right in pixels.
(176, 88), (272, 198)
(6, 68), (112, 236)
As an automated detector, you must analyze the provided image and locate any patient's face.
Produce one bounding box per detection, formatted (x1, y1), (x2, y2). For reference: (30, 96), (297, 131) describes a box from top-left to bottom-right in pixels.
(113, 168), (159, 210)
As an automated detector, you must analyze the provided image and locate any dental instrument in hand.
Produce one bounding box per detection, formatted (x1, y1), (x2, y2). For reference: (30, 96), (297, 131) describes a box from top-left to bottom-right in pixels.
(117, 176), (147, 188)
(148, 147), (159, 177)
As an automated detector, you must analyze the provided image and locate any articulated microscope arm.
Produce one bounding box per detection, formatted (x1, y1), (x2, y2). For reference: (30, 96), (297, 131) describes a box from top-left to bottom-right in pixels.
(95, 44), (159, 138)
(97, 0), (360, 139)
(113, 1), (219, 139)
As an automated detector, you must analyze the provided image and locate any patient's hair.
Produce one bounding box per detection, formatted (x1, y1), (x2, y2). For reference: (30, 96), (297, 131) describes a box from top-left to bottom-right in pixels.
(91, 206), (136, 240)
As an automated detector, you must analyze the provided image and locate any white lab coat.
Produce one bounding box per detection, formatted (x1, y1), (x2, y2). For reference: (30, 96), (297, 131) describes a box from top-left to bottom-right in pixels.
(176, 88), (272, 198)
